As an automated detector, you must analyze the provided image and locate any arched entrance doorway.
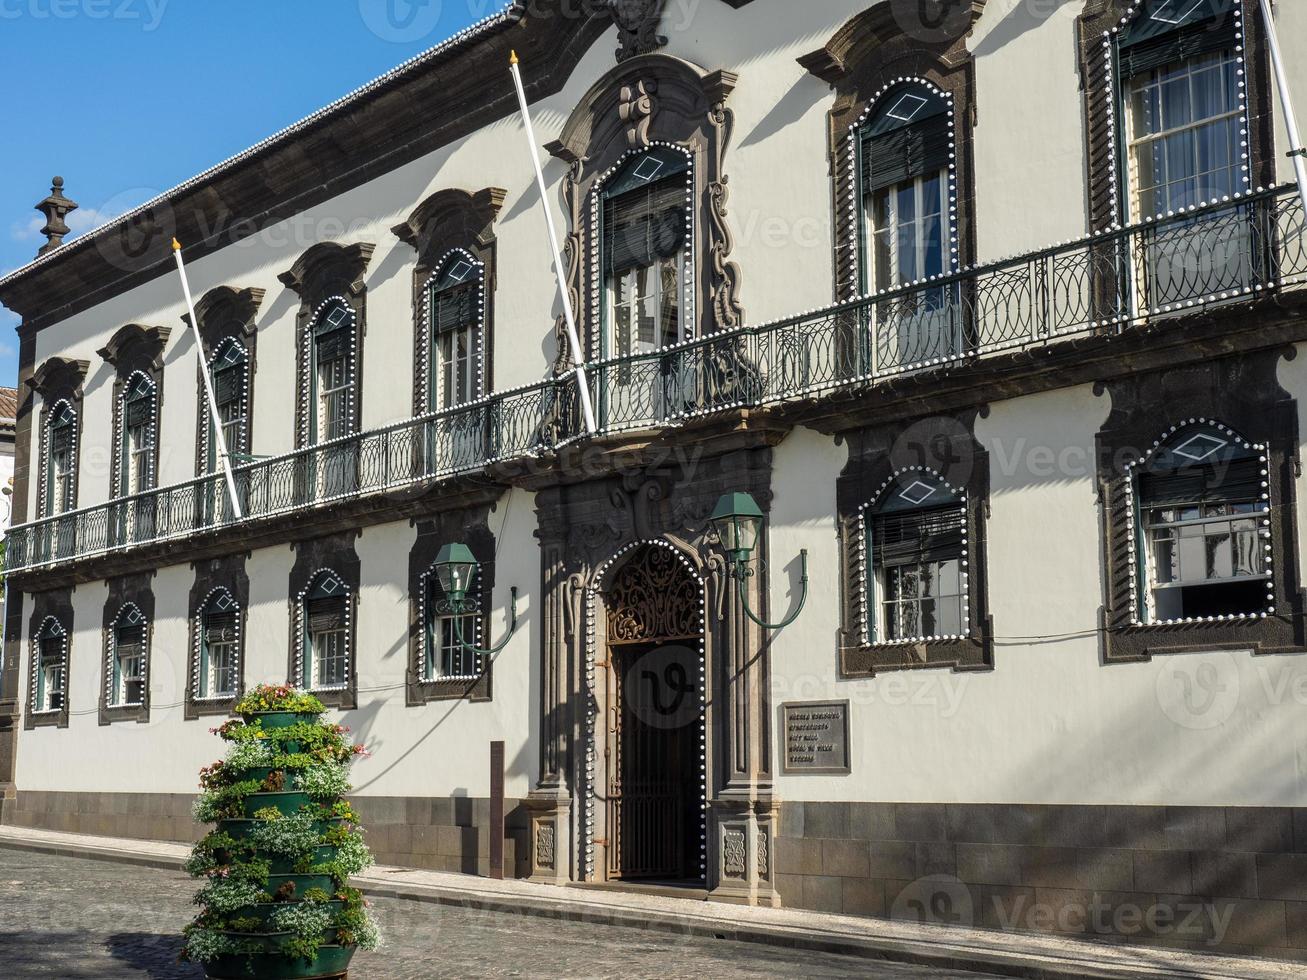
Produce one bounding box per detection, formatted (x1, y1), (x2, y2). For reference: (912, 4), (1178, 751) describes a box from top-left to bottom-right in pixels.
(602, 543), (705, 881)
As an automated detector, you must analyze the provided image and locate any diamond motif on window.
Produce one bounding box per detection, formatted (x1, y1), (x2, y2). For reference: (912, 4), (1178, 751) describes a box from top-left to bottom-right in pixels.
(446, 260), (474, 283)
(898, 480), (939, 506)
(886, 92), (929, 123)
(325, 306), (351, 329)
(215, 345), (244, 369)
(1149, 0), (1206, 24)
(631, 156), (666, 182)
(120, 606), (144, 626)
(319, 576), (344, 595)
(1172, 432), (1228, 462)
(212, 592), (237, 612)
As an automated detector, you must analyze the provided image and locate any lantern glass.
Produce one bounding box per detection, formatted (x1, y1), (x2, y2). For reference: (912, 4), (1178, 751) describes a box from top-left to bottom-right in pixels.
(710, 492), (764, 562)
(434, 543), (479, 605)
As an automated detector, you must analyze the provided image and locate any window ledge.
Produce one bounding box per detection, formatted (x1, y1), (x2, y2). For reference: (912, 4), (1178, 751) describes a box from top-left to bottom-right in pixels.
(841, 634), (992, 676)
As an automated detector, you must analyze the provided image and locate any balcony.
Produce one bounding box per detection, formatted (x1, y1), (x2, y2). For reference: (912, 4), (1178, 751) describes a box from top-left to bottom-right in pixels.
(8, 185), (1307, 576)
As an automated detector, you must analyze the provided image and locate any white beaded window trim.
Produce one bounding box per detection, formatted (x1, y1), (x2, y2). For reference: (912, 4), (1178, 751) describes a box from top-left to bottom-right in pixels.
(417, 249), (487, 410)
(200, 338), (250, 471)
(294, 568), (353, 692)
(302, 296), (358, 445)
(1101, 0), (1252, 230)
(844, 78), (960, 309)
(191, 587), (242, 702)
(856, 466), (970, 647)
(115, 371), (158, 498)
(1124, 417), (1272, 626)
(582, 539), (708, 880)
(39, 399), (77, 517)
(105, 602), (148, 706)
(588, 144), (697, 358)
(416, 559), (486, 683)
(30, 616), (68, 715)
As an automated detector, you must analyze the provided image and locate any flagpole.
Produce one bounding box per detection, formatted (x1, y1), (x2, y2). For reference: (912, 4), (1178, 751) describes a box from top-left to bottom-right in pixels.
(172, 239), (244, 519)
(508, 50), (599, 435)
(1259, 0), (1307, 216)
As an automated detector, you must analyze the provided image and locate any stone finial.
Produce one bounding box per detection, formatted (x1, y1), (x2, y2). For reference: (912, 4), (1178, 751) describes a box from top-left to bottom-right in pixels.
(35, 176), (78, 256)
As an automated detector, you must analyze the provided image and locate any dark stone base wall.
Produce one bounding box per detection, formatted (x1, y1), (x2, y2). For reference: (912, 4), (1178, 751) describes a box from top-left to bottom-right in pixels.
(775, 802), (1307, 961)
(3, 791), (531, 879)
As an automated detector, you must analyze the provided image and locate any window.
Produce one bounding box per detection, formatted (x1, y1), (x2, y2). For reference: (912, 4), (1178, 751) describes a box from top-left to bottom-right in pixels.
(866, 472), (967, 643)
(32, 618), (67, 714)
(857, 83), (959, 367)
(108, 604), (147, 707)
(119, 373), (156, 496)
(43, 401), (76, 517)
(302, 572), (350, 690)
(424, 574), (480, 681)
(1134, 423), (1269, 622)
(1119, 0), (1242, 218)
(602, 148), (692, 357)
(207, 339), (249, 468)
(429, 255), (481, 411)
(311, 301), (355, 444)
(197, 591), (240, 700)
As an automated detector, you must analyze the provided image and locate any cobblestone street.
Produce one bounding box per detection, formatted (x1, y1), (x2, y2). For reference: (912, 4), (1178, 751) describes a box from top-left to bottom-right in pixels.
(0, 849), (1006, 979)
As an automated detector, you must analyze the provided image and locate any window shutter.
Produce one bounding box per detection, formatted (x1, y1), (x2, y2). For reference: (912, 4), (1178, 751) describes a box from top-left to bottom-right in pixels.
(861, 116), (952, 193)
(205, 611), (238, 644)
(213, 364), (243, 405)
(315, 328), (351, 364)
(873, 506), (966, 563)
(116, 624), (144, 653)
(125, 395), (152, 427)
(432, 283), (476, 333)
(49, 421), (72, 455)
(1118, 2), (1237, 79)
(604, 179), (688, 274)
(308, 595), (347, 632)
(1140, 457), (1263, 506)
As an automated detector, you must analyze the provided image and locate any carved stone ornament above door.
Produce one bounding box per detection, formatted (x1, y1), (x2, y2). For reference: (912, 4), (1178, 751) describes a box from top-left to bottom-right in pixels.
(608, 0), (668, 63)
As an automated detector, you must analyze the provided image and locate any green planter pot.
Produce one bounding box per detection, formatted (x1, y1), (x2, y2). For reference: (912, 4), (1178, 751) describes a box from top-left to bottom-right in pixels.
(243, 767), (304, 790)
(267, 846), (337, 876)
(242, 791), (312, 819)
(240, 710), (322, 730)
(219, 818), (342, 841)
(230, 901), (344, 929)
(266, 873), (336, 897)
(206, 941), (354, 980)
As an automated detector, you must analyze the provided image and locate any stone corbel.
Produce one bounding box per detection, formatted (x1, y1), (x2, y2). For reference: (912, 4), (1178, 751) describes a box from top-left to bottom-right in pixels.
(27, 356), (90, 402)
(278, 241), (376, 299)
(391, 187), (508, 257)
(608, 0), (668, 63)
(183, 285), (266, 339)
(97, 324), (171, 371)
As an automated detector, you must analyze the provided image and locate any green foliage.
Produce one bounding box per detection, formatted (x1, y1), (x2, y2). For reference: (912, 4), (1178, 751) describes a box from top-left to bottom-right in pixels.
(194, 878), (269, 914)
(272, 900), (334, 960)
(235, 685), (327, 715)
(193, 778), (263, 823)
(301, 762), (351, 801)
(250, 809), (321, 858)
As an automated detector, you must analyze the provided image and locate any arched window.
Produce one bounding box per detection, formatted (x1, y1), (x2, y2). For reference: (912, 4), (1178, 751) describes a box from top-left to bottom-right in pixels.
(196, 590), (241, 700)
(310, 300), (356, 444)
(864, 470), (967, 643)
(421, 561), (480, 682)
(107, 603), (148, 707)
(204, 338), (249, 470)
(1132, 421), (1269, 623)
(427, 253), (483, 410)
(32, 617), (68, 714)
(299, 570), (351, 691)
(118, 373), (156, 497)
(601, 147), (693, 357)
(43, 400), (76, 518)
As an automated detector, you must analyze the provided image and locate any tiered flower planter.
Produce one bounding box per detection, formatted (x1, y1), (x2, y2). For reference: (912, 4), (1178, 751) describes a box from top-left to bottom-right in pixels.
(182, 687), (379, 979)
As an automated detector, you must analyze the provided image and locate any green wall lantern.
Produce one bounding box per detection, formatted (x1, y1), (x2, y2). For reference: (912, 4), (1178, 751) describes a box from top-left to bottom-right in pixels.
(709, 491), (808, 631)
(434, 542), (518, 655)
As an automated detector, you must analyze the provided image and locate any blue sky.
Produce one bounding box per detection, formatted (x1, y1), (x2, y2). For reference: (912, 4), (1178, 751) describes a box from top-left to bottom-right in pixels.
(0, 0), (502, 387)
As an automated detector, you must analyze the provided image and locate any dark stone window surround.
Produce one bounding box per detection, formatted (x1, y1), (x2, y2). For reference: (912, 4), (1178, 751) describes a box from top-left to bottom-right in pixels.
(547, 54), (744, 365)
(392, 188), (507, 416)
(286, 532), (361, 710)
(837, 411), (994, 675)
(1077, 0), (1275, 233)
(800, 3), (984, 302)
(28, 356), (89, 519)
(1095, 348), (1306, 661)
(187, 286), (264, 477)
(97, 324), (170, 500)
(98, 573), (155, 726)
(184, 554), (251, 720)
(405, 503), (499, 705)
(24, 588), (74, 731)
(278, 242), (376, 450)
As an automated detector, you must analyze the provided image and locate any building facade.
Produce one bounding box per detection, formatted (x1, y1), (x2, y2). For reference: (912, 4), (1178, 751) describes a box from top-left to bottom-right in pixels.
(3, 0), (1307, 958)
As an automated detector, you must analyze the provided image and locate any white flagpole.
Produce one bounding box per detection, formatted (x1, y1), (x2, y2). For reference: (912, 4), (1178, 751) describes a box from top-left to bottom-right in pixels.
(509, 50), (599, 435)
(172, 239), (244, 519)
(1260, 0), (1307, 216)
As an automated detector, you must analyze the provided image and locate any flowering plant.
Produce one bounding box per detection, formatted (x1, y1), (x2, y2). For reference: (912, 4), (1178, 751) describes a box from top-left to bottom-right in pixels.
(234, 684), (326, 715)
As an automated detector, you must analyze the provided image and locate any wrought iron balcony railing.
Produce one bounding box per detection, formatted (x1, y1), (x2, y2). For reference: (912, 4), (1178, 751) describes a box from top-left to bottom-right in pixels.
(8, 185), (1306, 575)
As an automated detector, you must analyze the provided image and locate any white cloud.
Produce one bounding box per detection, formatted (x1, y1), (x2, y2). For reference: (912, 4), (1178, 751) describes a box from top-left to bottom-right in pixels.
(10, 206), (118, 244)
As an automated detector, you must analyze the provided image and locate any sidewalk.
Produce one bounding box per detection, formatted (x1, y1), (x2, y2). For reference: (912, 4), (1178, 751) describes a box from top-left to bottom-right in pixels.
(0, 823), (1300, 980)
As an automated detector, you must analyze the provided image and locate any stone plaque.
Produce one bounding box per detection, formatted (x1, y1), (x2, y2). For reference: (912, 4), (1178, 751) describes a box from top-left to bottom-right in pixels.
(782, 700), (850, 774)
